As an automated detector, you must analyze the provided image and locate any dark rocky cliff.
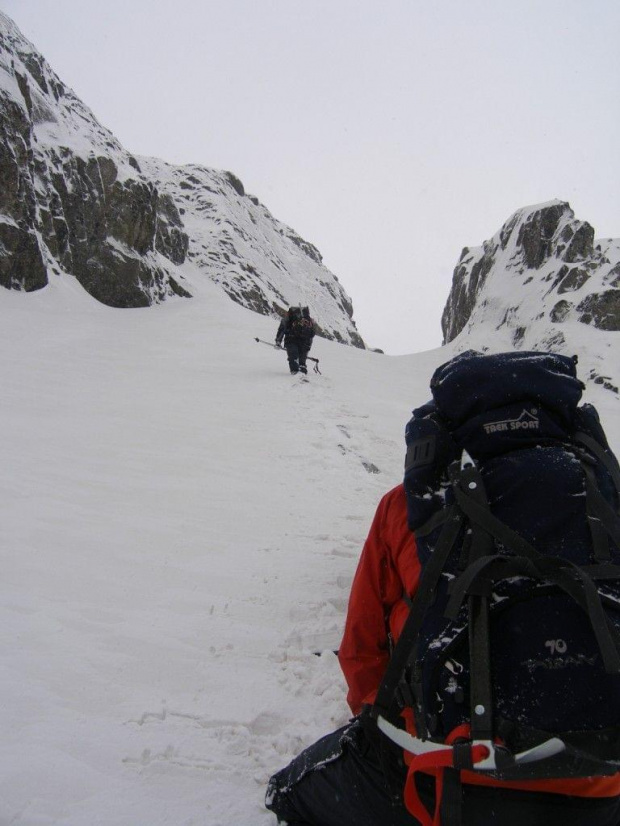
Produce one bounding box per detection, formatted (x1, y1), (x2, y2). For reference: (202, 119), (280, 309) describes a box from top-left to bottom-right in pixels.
(442, 201), (620, 343)
(0, 16), (191, 306)
(441, 200), (619, 394)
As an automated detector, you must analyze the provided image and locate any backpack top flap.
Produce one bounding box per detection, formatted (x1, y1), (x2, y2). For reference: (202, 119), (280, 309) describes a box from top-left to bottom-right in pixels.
(431, 350), (584, 428)
(404, 351), (589, 532)
(429, 350), (585, 461)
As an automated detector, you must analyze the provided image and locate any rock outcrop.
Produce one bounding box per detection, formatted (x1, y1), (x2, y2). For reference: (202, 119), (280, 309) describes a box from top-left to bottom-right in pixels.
(443, 200), (620, 340)
(0, 12), (363, 347)
(0, 14), (191, 307)
(441, 200), (620, 394)
(138, 157), (363, 346)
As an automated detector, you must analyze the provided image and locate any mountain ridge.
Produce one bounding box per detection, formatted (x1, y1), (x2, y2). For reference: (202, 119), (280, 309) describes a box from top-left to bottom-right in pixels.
(0, 10), (363, 348)
(442, 200), (620, 395)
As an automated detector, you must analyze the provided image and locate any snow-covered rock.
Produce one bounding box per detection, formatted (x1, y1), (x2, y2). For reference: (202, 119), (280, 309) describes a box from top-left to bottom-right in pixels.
(442, 200), (620, 395)
(0, 11), (363, 347)
(137, 157), (363, 346)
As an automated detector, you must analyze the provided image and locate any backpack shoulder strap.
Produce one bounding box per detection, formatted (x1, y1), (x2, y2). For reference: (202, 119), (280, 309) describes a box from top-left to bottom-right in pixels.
(371, 505), (465, 729)
(576, 431), (620, 495)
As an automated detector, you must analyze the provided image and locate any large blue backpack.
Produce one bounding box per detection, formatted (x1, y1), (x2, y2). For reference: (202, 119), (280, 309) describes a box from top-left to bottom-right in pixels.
(371, 351), (620, 824)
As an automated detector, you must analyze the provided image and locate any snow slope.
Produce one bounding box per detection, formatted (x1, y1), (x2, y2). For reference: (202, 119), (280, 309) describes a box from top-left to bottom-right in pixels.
(1, 271), (618, 825)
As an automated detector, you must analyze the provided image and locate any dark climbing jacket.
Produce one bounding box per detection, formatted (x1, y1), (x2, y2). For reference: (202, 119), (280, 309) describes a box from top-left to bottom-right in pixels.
(276, 308), (316, 347)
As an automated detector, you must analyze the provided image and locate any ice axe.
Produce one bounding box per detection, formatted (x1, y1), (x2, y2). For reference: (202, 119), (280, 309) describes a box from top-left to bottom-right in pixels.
(254, 337), (321, 374)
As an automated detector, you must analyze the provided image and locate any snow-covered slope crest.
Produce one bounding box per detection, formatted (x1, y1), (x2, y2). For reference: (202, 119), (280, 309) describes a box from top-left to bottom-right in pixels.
(0, 11), (363, 347)
(442, 200), (620, 395)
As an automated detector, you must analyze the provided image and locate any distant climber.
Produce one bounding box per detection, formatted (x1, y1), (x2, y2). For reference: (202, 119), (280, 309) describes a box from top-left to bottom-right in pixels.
(275, 306), (316, 374)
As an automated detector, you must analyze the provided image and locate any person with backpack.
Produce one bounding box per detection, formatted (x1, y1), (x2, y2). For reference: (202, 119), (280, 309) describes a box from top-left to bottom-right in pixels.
(266, 350), (620, 825)
(275, 306), (316, 374)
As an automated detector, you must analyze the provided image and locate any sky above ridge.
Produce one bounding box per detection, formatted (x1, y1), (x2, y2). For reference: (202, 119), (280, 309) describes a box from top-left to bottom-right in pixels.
(3, 0), (619, 354)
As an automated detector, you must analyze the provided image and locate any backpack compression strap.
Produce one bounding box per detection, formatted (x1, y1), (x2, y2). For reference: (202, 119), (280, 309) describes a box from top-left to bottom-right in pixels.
(368, 505), (465, 808)
(371, 505), (466, 736)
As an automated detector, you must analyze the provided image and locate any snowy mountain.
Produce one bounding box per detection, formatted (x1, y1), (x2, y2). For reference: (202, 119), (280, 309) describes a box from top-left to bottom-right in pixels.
(2, 12), (620, 826)
(442, 200), (620, 395)
(137, 156), (361, 345)
(0, 11), (363, 347)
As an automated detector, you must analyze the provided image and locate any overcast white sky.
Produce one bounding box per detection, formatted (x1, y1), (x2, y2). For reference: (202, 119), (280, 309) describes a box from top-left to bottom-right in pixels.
(3, 0), (619, 353)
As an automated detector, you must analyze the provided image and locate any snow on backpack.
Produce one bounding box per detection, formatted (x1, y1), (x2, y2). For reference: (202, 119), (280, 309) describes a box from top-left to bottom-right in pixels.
(370, 350), (620, 826)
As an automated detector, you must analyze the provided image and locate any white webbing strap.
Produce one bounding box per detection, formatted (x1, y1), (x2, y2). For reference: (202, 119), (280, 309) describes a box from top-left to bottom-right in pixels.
(376, 714), (565, 771)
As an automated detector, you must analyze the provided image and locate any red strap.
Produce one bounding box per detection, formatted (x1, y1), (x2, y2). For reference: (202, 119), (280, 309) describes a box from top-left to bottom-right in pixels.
(402, 730), (490, 826)
(404, 748), (455, 826)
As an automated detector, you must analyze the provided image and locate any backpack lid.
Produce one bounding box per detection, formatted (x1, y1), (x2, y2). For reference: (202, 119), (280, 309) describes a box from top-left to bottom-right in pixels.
(430, 350), (584, 429)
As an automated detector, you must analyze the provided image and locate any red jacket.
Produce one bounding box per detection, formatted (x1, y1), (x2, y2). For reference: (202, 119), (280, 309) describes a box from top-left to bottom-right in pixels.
(338, 484), (620, 798)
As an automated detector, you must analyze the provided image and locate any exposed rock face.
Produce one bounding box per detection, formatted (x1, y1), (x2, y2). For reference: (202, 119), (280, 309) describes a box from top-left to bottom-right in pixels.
(0, 12), (363, 347)
(0, 70), (47, 291)
(0, 15), (191, 307)
(442, 201), (620, 342)
(441, 200), (620, 395)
